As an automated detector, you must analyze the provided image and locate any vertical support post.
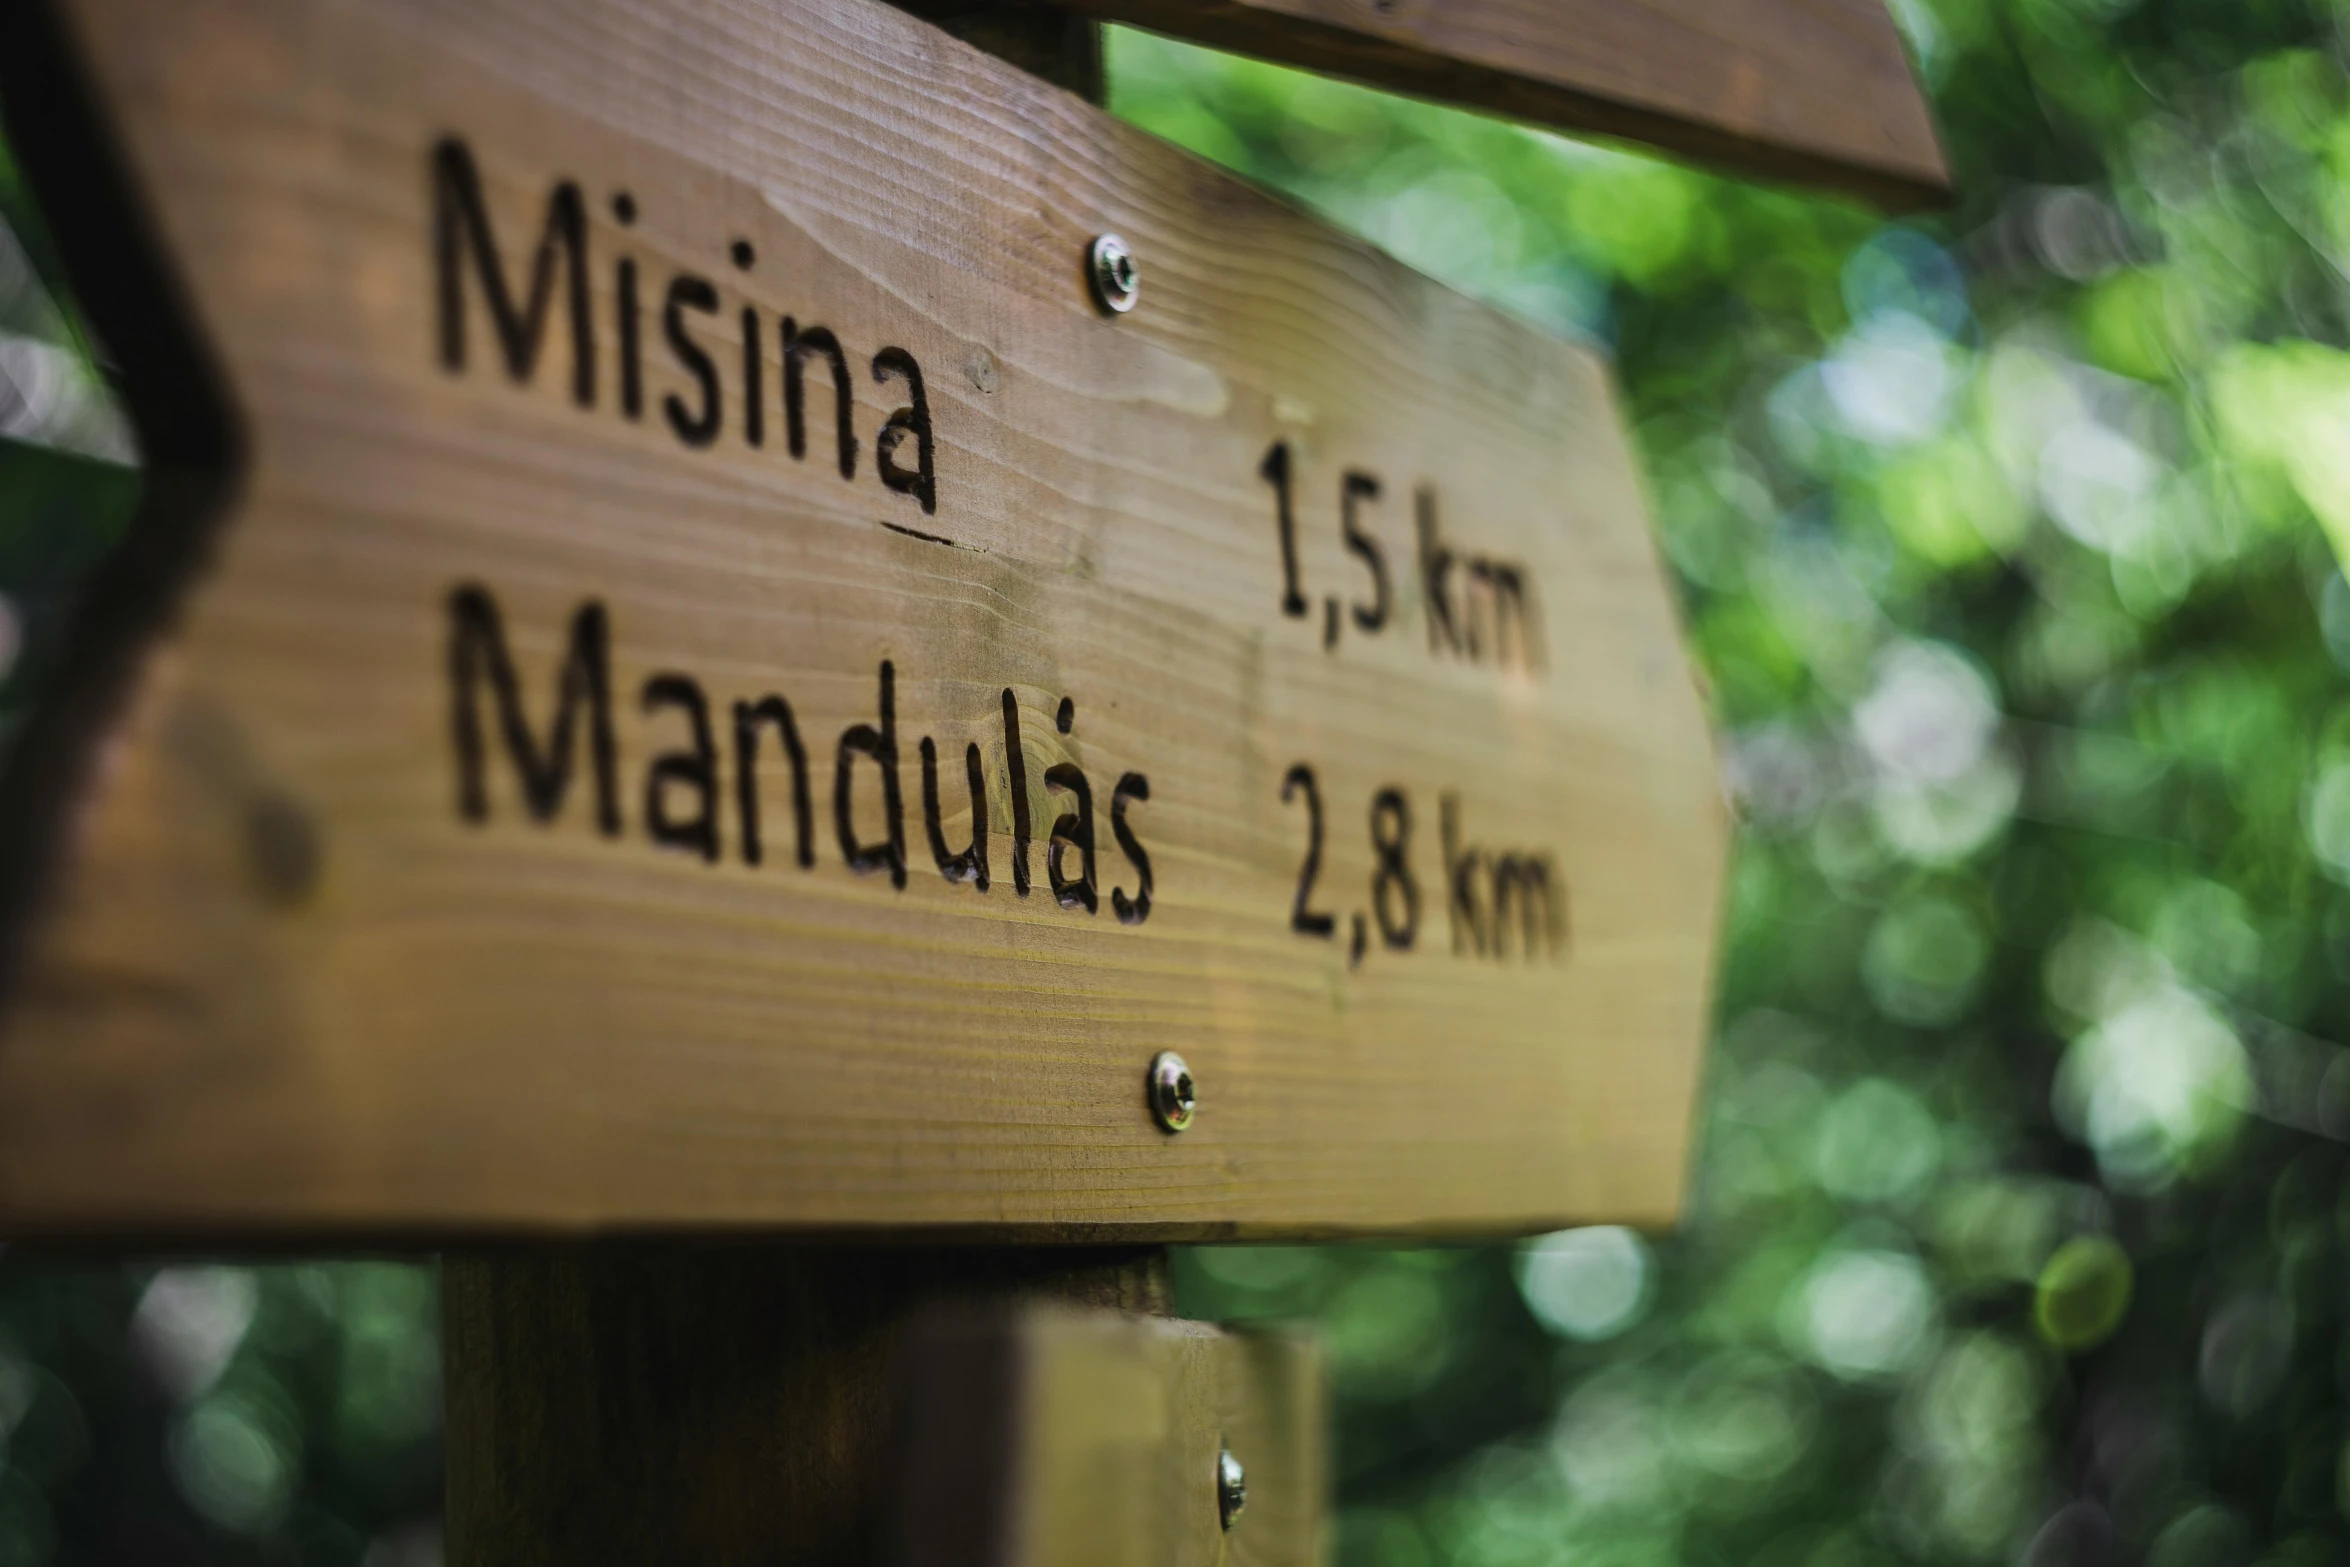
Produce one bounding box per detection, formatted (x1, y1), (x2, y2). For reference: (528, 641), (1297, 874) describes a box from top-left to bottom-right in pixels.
(443, 1244), (1170, 1567)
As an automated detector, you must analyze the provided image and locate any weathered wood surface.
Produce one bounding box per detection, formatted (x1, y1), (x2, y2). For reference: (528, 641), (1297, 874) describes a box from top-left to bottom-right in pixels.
(1076, 0), (1949, 208)
(0, 0), (1727, 1237)
(443, 1247), (1173, 1567)
(892, 1305), (1324, 1567)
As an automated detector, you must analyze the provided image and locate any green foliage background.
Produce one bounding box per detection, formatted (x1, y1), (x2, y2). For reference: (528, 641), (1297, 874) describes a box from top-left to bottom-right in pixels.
(4, 0), (2350, 1559)
(1126, 3), (2350, 1563)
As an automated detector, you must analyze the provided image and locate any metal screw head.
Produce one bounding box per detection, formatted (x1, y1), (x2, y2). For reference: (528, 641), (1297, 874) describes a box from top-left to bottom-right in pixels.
(1089, 233), (1140, 315)
(1148, 1051), (1195, 1133)
(1217, 1445), (1247, 1530)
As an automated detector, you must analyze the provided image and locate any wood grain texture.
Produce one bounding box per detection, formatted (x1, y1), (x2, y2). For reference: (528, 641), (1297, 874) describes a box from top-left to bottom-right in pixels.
(890, 1304), (1323, 1567)
(1079, 0), (1950, 208)
(0, 0), (1729, 1237)
(443, 1246), (1174, 1567)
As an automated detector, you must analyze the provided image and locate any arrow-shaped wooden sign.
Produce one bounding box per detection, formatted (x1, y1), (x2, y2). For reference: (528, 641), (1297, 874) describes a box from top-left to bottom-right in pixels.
(0, 0), (1728, 1237)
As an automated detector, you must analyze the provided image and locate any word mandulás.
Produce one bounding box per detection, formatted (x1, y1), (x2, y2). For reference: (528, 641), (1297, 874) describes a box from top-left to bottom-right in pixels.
(431, 137), (939, 514)
(446, 585), (1154, 922)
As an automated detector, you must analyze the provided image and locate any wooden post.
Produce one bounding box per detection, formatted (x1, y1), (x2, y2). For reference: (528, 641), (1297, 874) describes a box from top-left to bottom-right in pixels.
(443, 1245), (1170, 1567)
(892, 1308), (1327, 1567)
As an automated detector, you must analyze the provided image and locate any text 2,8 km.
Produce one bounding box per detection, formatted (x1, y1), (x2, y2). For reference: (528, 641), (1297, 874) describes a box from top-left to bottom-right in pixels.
(1281, 765), (1569, 970)
(1261, 440), (1544, 671)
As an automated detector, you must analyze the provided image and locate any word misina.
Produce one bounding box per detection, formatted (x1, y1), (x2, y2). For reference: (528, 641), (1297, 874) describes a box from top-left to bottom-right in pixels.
(432, 136), (938, 514)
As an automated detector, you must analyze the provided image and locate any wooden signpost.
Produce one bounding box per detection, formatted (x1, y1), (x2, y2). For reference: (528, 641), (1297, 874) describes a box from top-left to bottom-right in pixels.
(0, 0), (1730, 1238)
(0, 0), (1935, 1557)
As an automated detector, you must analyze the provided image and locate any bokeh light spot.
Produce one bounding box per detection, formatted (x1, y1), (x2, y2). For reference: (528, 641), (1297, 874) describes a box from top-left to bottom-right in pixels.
(1787, 1247), (1936, 1380)
(1862, 894), (1990, 1026)
(2033, 1235), (2133, 1351)
(1515, 1227), (1653, 1341)
(170, 1389), (297, 1536)
(1814, 1079), (1942, 1204)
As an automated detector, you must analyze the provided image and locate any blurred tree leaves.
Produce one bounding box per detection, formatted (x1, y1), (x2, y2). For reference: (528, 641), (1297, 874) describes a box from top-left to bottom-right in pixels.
(0, 1262), (441, 1564)
(1122, 1), (2350, 1562)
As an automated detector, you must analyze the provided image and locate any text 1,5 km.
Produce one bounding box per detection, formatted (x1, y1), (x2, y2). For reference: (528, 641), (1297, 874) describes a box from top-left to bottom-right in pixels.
(1261, 440), (1545, 672)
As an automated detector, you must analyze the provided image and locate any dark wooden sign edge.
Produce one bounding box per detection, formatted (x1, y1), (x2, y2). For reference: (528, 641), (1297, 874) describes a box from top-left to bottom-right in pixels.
(0, 0), (249, 997)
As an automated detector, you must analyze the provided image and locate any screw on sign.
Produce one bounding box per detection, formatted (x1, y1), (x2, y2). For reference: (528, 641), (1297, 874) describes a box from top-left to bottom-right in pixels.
(0, 0), (1938, 1556)
(1089, 232), (1140, 314)
(1149, 1050), (1196, 1133)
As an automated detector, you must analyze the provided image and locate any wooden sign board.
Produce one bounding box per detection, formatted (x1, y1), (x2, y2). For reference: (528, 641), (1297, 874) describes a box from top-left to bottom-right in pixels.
(1066, 0), (1950, 208)
(0, 0), (1728, 1237)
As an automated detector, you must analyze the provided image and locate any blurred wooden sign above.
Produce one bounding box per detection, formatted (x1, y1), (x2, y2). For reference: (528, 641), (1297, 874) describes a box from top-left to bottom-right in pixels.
(0, 0), (1727, 1237)
(1067, 0), (1951, 208)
